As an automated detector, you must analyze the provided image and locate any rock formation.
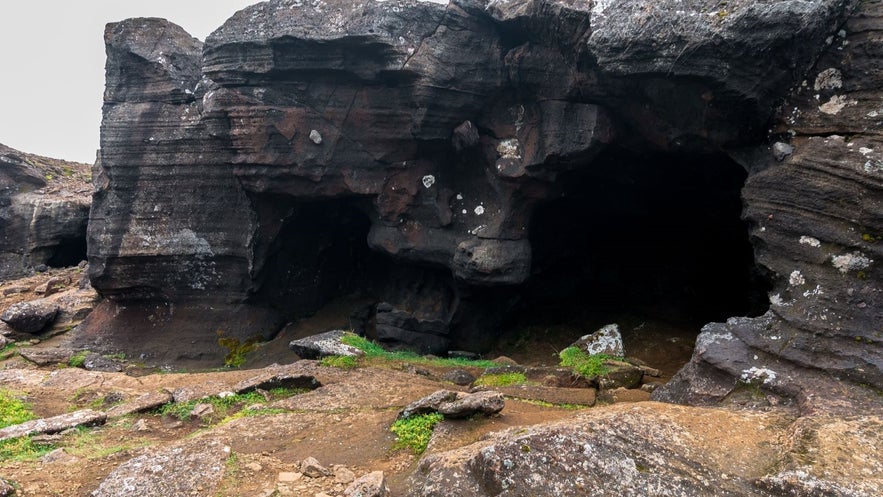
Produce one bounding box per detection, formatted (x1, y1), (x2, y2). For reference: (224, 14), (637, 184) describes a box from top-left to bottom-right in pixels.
(83, 0), (879, 408)
(0, 143), (91, 281)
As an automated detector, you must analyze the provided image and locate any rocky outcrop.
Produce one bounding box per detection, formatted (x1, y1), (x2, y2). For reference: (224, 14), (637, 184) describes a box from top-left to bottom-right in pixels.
(84, 0), (880, 408)
(653, 0), (883, 410)
(408, 402), (883, 497)
(0, 143), (91, 281)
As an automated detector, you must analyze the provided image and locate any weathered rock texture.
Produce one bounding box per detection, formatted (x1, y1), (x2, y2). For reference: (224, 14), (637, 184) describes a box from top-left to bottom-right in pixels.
(85, 0), (880, 406)
(653, 0), (883, 410)
(0, 143), (91, 281)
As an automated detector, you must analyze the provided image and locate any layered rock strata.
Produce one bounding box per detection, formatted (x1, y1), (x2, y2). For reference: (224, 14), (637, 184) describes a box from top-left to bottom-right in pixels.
(84, 0), (880, 407)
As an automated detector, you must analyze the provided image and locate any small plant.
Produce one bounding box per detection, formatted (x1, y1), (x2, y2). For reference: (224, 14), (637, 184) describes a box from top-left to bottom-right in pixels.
(390, 412), (444, 454)
(320, 355), (359, 369)
(217, 331), (261, 368)
(559, 347), (614, 378)
(0, 389), (35, 428)
(68, 351), (89, 368)
(0, 436), (55, 462)
(473, 372), (528, 387)
(157, 388), (303, 423)
(0, 342), (18, 360)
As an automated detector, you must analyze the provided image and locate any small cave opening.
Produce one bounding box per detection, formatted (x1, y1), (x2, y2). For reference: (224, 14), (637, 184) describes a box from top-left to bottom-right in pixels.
(44, 236), (88, 268)
(247, 197), (390, 325)
(502, 147), (771, 376)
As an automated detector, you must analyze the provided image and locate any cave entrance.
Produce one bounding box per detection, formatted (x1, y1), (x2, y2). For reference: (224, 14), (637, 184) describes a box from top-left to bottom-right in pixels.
(505, 147), (771, 376)
(44, 235), (88, 268)
(248, 197), (388, 326)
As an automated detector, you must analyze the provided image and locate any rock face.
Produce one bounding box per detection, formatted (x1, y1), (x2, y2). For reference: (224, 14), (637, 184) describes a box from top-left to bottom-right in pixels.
(84, 0), (879, 406)
(0, 143), (91, 281)
(653, 0), (883, 410)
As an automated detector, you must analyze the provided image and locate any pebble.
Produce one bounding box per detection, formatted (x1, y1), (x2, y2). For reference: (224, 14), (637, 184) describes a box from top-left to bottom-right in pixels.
(278, 472), (302, 483)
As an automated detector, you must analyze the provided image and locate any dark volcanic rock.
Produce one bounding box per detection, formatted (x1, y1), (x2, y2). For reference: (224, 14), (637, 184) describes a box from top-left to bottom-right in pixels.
(82, 0), (880, 408)
(0, 143), (91, 281)
(0, 300), (59, 333)
(654, 0), (883, 410)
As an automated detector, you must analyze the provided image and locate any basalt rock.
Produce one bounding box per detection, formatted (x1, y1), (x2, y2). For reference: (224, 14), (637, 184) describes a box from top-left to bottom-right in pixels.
(0, 144), (91, 281)
(82, 0), (880, 408)
(653, 0), (883, 411)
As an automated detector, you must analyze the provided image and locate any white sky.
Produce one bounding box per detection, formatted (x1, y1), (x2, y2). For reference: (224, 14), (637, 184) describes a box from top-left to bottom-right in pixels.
(0, 1), (257, 163)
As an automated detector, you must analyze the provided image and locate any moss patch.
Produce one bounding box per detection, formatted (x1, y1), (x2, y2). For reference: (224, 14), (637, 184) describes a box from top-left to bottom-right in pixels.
(390, 412), (444, 454)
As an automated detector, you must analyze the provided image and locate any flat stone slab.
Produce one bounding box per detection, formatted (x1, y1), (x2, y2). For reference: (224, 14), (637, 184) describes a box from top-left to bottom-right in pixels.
(473, 385), (597, 406)
(106, 391), (174, 418)
(0, 409), (106, 441)
(92, 437), (230, 497)
(18, 347), (73, 366)
(289, 330), (365, 359)
(233, 371), (321, 394)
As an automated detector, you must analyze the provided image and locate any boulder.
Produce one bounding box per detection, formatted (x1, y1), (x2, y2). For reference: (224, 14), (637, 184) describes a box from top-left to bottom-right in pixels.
(400, 390), (504, 420)
(345, 471), (388, 497)
(300, 456), (331, 478)
(0, 300), (59, 333)
(288, 330), (365, 359)
(569, 324), (624, 357)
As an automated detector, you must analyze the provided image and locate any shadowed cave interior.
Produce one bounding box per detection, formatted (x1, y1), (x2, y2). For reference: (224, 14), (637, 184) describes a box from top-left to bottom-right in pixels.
(247, 147), (771, 369)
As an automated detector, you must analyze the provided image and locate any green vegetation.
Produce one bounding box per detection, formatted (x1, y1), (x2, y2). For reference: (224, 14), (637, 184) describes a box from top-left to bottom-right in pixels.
(67, 350), (89, 368)
(320, 355), (359, 369)
(0, 389), (35, 428)
(0, 390), (52, 461)
(340, 333), (499, 369)
(65, 426), (149, 459)
(0, 342), (18, 361)
(0, 436), (55, 462)
(157, 388), (304, 423)
(390, 412), (444, 454)
(558, 347), (616, 378)
(473, 372), (528, 387)
(217, 331), (261, 368)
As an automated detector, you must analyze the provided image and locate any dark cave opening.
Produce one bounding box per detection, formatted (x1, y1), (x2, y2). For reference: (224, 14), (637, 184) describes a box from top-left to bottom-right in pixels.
(45, 236), (88, 268)
(248, 197), (388, 322)
(504, 147), (771, 370)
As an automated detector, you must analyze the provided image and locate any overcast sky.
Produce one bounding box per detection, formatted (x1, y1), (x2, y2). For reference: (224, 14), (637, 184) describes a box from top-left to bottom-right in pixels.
(0, 1), (256, 163)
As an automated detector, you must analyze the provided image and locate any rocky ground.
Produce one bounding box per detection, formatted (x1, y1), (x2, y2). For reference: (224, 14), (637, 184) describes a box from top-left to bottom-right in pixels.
(0, 268), (880, 497)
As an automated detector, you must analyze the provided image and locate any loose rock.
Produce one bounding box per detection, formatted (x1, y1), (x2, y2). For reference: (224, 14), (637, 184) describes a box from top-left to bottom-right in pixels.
(0, 477), (13, 497)
(400, 390), (504, 420)
(570, 324), (624, 357)
(288, 330), (364, 359)
(0, 300), (59, 333)
(0, 410), (105, 442)
(301, 456), (331, 478)
(345, 471), (388, 497)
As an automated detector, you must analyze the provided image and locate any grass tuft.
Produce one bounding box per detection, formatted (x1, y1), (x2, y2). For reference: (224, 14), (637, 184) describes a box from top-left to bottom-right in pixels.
(390, 412), (444, 454)
(320, 355), (360, 369)
(0, 389), (35, 428)
(558, 347), (615, 378)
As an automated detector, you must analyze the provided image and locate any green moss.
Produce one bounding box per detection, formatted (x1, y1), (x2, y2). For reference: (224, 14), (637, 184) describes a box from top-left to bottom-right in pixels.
(390, 412), (444, 454)
(558, 347), (615, 378)
(320, 355), (359, 369)
(217, 331), (261, 368)
(473, 372), (528, 387)
(340, 333), (498, 369)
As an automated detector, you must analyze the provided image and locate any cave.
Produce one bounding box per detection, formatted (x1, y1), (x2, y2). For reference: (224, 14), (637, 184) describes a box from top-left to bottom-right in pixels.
(247, 197), (388, 322)
(44, 235), (88, 268)
(503, 147), (771, 371)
